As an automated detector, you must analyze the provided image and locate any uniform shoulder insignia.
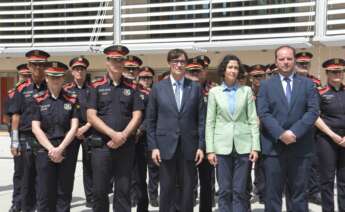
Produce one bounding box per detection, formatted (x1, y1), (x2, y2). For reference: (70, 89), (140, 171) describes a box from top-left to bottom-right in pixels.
(33, 91), (49, 103)
(7, 88), (15, 99)
(91, 76), (107, 88)
(63, 93), (77, 104)
(318, 86), (330, 95)
(16, 78), (31, 93)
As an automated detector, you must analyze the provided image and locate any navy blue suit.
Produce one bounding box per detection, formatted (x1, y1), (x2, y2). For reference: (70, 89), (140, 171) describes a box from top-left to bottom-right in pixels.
(257, 74), (319, 212)
(146, 77), (205, 212)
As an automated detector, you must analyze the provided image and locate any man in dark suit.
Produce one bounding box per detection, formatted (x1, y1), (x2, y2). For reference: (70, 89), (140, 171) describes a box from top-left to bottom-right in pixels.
(257, 45), (319, 212)
(146, 49), (205, 212)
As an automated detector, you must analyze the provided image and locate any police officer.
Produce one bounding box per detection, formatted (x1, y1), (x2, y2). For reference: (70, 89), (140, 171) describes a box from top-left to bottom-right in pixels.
(123, 55), (143, 90)
(86, 45), (144, 212)
(132, 66), (156, 211)
(6, 64), (31, 212)
(31, 61), (79, 212)
(8, 50), (50, 212)
(315, 58), (345, 212)
(295, 51), (322, 205)
(188, 55), (216, 212)
(247, 65), (266, 205)
(123, 55), (144, 207)
(64, 56), (93, 208)
(265, 63), (278, 78)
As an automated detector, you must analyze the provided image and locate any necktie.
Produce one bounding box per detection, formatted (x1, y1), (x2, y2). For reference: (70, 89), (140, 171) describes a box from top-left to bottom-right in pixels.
(284, 77), (292, 104)
(174, 81), (181, 111)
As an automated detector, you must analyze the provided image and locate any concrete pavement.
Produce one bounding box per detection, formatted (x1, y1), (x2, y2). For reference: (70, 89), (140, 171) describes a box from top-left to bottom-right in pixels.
(0, 134), (328, 211)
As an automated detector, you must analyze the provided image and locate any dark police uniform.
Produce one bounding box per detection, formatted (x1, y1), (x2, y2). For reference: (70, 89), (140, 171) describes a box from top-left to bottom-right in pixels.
(247, 65), (267, 206)
(6, 88), (24, 212)
(317, 58), (345, 212)
(130, 66), (155, 212)
(186, 56), (215, 212)
(8, 50), (50, 212)
(9, 78), (47, 211)
(32, 88), (79, 212)
(64, 56), (94, 206)
(87, 75), (144, 212)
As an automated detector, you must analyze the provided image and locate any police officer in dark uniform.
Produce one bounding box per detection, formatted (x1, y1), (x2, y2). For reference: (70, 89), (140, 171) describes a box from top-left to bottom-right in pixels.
(186, 55), (216, 212)
(64, 56), (94, 208)
(246, 65), (266, 206)
(31, 61), (79, 212)
(122, 55), (144, 207)
(6, 64), (32, 212)
(315, 58), (345, 212)
(132, 66), (156, 212)
(86, 45), (144, 212)
(8, 50), (50, 212)
(265, 63), (278, 78)
(123, 55), (143, 90)
(295, 51), (322, 205)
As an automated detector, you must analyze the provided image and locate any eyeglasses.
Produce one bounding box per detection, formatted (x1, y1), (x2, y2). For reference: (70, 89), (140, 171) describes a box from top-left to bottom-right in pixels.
(187, 69), (201, 74)
(30, 62), (47, 68)
(170, 60), (186, 65)
(328, 70), (344, 74)
(253, 74), (266, 78)
(139, 76), (153, 80)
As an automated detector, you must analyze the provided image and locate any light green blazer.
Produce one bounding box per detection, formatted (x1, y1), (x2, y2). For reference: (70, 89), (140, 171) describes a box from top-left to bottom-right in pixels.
(205, 84), (260, 155)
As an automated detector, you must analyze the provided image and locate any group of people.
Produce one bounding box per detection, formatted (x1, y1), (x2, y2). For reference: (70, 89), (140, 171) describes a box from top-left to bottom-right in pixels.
(3, 44), (345, 212)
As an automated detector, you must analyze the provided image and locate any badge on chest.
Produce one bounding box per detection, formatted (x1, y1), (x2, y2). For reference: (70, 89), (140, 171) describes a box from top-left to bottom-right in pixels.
(40, 104), (51, 112)
(64, 103), (72, 111)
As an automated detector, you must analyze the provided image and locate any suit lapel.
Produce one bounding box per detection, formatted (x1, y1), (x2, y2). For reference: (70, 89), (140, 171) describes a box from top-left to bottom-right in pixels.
(273, 75), (289, 107)
(289, 74), (301, 110)
(180, 79), (191, 112)
(164, 78), (179, 113)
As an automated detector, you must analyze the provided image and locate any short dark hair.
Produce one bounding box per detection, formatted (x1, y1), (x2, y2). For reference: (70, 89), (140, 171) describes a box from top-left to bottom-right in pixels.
(274, 45), (296, 60)
(217, 54), (244, 79)
(167, 49), (188, 63)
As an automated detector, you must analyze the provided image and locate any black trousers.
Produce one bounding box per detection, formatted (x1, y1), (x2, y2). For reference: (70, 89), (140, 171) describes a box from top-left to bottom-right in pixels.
(81, 141), (93, 203)
(198, 158), (215, 212)
(131, 139), (149, 212)
(12, 153), (24, 210)
(92, 141), (135, 212)
(21, 145), (37, 212)
(317, 133), (345, 212)
(159, 143), (197, 212)
(254, 157), (265, 200)
(263, 154), (311, 212)
(147, 150), (159, 201)
(36, 143), (79, 212)
(216, 153), (251, 212)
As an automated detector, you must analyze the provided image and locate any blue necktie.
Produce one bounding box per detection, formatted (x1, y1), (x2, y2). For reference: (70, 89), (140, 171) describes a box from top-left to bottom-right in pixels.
(284, 77), (292, 104)
(174, 81), (181, 111)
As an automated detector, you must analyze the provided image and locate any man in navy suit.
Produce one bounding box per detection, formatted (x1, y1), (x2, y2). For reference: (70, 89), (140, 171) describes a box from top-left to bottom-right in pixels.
(146, 49), (205, 212)
(257, 45), (319, 212)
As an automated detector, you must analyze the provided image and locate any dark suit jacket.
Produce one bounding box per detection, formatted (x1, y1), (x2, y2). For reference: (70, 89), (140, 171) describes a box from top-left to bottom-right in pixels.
(257, 74), (319, 157)
(146, 77), (205, 160)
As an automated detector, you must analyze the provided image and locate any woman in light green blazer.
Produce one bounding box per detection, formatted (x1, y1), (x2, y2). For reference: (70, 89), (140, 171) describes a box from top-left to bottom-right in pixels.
(206, 55), (260, 212)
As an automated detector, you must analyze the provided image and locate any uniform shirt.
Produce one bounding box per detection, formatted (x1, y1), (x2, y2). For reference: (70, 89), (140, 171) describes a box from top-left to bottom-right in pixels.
(319, 84), (345, 130)
(136, 84), (151, 131)
(31, 90), (79, 141)
(63, 81), (90, 126)
(8, 79), (47, 133)
(87, 75), (144, 140)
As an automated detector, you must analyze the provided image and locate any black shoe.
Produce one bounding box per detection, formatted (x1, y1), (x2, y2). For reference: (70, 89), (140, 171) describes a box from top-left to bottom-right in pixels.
(150, 198), (159, 207)
(308, 192), (322, 205)
(9, 205), (20, 212)
(85, 200), (93, 208)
